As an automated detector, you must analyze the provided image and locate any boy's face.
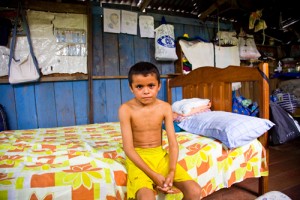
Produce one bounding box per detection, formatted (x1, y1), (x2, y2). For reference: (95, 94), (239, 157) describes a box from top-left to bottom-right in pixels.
(130, 73), (161, 105)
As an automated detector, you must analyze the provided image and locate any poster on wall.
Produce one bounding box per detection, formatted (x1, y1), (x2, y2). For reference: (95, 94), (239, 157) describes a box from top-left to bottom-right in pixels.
(20, 10), (88, 75)
(139, 15), (154, 38)
(103, 8), (121, 33)
(121, 10), (137, 35)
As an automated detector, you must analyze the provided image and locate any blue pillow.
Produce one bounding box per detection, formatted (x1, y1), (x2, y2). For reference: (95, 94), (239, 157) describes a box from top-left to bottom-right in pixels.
(178, 111), (275, 149)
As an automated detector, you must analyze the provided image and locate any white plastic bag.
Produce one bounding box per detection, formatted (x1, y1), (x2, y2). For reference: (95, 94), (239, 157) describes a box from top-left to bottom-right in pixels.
(216, 31), (238, 46)
(238, 34), (261, 60)
(8, 1), (41, 84)
(9, 54), (40, 84)
(154, 24), (178, 61)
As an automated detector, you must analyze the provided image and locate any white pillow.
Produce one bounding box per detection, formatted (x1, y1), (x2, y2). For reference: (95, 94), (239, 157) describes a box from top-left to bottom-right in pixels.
(172, 98), (210, 115)
(178, 111), (275, 149)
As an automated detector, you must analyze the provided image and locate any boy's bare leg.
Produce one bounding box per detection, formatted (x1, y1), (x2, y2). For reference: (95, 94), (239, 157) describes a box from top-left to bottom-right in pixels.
(136, 188), (156, 200)
(174, 180), (201, 200)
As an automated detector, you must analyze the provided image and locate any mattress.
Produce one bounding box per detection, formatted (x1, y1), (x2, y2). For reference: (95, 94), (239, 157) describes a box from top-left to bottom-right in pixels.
(0, 122), (268, 199)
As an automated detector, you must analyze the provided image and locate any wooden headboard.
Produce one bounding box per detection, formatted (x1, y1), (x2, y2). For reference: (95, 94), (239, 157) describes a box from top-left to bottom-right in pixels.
(167, 62), (269, 117)
(167, 62), (270, 194)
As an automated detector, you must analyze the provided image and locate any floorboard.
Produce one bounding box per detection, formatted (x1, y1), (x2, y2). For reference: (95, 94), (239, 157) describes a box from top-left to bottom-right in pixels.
(203, 137), (300, 199)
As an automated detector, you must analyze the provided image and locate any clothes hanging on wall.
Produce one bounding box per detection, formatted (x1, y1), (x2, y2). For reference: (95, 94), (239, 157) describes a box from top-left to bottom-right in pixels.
(178, 39), (241, 90)
(179, 39), (240, 69)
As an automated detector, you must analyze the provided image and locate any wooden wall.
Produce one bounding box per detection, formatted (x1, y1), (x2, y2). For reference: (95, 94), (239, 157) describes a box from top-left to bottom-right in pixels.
(0, 6), (232, 130)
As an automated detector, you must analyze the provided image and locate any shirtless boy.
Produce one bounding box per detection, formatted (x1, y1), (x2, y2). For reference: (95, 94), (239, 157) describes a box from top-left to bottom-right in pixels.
(119, 62), (201, 200)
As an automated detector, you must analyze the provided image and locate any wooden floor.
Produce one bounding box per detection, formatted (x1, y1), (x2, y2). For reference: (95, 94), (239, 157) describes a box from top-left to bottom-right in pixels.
(203, 136), (300, 200)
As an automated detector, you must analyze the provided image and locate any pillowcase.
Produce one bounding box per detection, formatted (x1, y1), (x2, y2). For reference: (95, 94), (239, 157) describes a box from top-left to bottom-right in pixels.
(178, 111), (275, 149)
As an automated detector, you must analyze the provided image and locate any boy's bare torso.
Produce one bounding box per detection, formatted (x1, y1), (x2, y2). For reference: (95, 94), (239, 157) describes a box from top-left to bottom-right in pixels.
(126, 98), (166, 148)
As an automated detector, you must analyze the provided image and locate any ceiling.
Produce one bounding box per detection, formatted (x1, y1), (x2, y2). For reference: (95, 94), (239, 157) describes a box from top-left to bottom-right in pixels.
(1, 0), (299, 45)
(132, 0), (300, 45)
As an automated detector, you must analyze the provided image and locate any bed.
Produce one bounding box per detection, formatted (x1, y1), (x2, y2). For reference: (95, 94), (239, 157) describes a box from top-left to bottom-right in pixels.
(0, 63), (270, 200)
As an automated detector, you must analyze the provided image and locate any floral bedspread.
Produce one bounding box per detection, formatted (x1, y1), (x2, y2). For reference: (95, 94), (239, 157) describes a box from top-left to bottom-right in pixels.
(0, 122), (268, 200)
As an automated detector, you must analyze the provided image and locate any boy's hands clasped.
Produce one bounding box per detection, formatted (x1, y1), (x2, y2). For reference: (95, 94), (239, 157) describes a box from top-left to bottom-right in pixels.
(153, 171), (175, 194)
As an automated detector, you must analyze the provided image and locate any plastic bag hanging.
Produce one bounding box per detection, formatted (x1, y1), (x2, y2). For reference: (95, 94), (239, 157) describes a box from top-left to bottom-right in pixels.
(154, 21), (178, 61)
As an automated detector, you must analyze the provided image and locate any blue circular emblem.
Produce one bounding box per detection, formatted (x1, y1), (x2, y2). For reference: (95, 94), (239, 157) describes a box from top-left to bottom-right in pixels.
(157, 35), (175, 48)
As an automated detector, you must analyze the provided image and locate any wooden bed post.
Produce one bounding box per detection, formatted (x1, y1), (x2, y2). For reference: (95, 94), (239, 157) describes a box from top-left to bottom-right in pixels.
(167, 78), (172, 104)
(258, 62), (270, 195)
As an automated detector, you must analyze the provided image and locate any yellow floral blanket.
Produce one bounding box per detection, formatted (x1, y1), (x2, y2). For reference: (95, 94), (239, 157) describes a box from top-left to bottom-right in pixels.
(0, 122), (268, 199)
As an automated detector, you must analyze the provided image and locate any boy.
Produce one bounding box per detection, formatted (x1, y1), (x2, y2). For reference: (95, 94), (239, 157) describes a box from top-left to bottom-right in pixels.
(119, 62), (201, 200)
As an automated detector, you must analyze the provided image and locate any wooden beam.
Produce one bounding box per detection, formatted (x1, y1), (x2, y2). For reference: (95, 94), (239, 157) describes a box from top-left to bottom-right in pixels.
(87, 2), (94, 124)
(199, 0), (227, 20)
(22, 0), (87, 14)
(138, 0), (152, 12)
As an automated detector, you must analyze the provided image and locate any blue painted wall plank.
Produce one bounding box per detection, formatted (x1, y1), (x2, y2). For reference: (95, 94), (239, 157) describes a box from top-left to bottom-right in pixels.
(73, 81), (89, 125)
(174, 23), (184, 39)
(105, 79), (121, 122)
(35, 82), (57, 128)
(0, 84), (17, 130)
(14, 84), (38, 129)
(93, 80), (107, 123)
(134, 35), (149, 63)
(148, 36), (164, 74)
(183, 24), (198, 38)
(54, 82), (75, 127)
(152, 21), (162, 73)
(157, 78), (166, 102)
(120, 79), (133, 104)
(119, 33), (135, 76)
(160, 61), (175, 75)
(93, 14), (104, 76)
(171, 87), (183, 104)
(103, 33), (119, 76)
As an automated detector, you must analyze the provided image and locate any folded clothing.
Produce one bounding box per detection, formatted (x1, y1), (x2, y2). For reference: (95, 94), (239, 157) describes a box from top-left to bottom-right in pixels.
(172, 98), (211, 122)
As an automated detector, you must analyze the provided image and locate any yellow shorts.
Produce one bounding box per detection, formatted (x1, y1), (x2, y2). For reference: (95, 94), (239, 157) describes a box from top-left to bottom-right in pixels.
(125, 146), (192, 199)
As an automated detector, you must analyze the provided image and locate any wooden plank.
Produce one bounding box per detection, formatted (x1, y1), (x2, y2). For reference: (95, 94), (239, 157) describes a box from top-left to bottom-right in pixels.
(161, 61), (175, 75)
(14, 84), (38, 129)
(151, 21), (163, 73)
(35, 82), (57, 128)
(119, 33), (135, 76)
(120, 79), (133, 104)
(0, 84), (17, 130)
(173, 87), (183, 103)
(6, 0), (87, 14)
(92, 13), (104, 76)
(183, 24), (197, 38)
(157, 78), (166, 101)
(199, 26), (210, 41)
(149, 45), (163, 75)
(87, 4), (94, 124)
(103, 33), (119, 76)
(268, 165), (300, 191)
(282, 184), (300, 200)
(54, 82), (75, 127)
(73, 81), (89, 125)
(105, 79), (121, 122)
(134, 35), (149, 62)
(174, 23), (184, 40)
(92, 80), (107, 123)
(0, 75), (88, 84)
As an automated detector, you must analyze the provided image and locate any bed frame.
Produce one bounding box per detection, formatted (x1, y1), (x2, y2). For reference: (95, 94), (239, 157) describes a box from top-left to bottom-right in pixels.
(167, 62), (270, 195)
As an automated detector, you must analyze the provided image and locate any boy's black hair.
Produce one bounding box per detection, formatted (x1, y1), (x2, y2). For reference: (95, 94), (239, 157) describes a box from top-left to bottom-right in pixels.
(128, 62), (160, 86)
